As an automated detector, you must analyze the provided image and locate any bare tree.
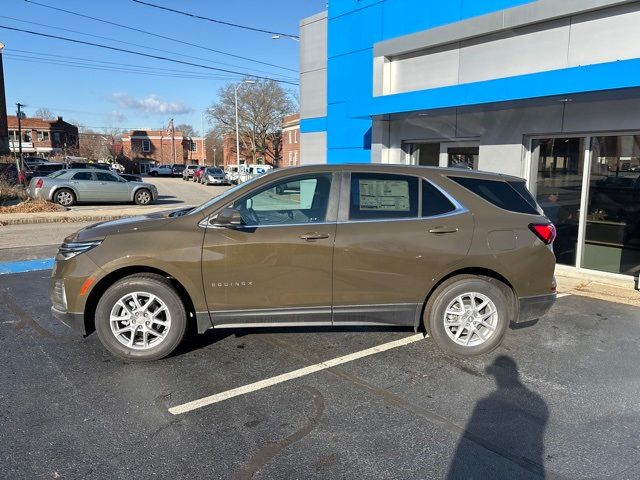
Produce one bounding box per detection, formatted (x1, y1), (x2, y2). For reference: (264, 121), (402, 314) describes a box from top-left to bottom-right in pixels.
(207, 79), (295, 167)
(176, 123), (195, 137)
(34, 107), (55, 119)
(204, 127), (225, 166)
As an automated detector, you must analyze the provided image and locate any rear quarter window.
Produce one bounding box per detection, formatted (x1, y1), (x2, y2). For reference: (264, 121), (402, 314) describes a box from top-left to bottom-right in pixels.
(450, 176), (539, 215)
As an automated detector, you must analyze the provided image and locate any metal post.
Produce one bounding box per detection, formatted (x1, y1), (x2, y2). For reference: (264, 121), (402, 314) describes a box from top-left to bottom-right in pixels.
(16, 102), (24, 184)
(234, 84), (241, 178)
(213, 148), (217, 167)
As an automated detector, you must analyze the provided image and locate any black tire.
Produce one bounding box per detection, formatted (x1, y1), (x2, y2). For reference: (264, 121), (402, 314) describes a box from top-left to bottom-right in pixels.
(134, 188), (152, 205)
(424, 275), (510, 357)
(53, 188), (75, 207)
(150, 171), (158, 177)
(95, 273), (187, 362)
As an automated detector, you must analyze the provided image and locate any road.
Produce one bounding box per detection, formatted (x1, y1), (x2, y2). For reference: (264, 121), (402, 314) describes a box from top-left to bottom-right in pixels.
(1, 271), (639, 479)
(0, 177), (232, 261)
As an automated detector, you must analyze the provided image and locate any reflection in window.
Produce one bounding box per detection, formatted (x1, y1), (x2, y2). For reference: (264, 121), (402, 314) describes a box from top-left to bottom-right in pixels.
(583, 136), (640, 276)
(532, 138), (584, 266)
(233, 174), (332, 226)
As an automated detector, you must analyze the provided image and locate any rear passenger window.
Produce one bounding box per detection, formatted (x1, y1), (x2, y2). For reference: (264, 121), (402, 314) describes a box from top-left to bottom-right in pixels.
(450, 176), (539, 215)
(72, 172), (93, 181)
(349, 173), (418, 220)
(422, 180), (456, 217)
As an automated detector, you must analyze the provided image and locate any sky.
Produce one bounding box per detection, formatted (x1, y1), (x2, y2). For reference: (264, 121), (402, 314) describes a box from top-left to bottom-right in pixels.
(1, 0), (325, 135)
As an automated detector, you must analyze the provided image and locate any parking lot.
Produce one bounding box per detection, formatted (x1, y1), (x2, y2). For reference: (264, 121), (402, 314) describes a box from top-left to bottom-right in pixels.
(1, 269), (639, 479)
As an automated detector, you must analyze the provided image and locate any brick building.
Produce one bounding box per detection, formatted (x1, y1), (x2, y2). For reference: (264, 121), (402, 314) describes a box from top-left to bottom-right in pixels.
(120, 130), (206, 173)
(282, 113), (300, 167)
(0, 43), (8, 155)
(221, 134), (281, 169)
(7, 115), (79, 159)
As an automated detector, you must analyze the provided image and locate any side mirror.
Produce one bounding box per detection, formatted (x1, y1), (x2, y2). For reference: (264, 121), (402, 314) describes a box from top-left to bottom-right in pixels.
(213, 207), (244, 228)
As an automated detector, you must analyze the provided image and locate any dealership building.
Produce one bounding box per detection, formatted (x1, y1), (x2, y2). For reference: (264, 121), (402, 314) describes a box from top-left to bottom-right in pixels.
(299, 0), (640, 281)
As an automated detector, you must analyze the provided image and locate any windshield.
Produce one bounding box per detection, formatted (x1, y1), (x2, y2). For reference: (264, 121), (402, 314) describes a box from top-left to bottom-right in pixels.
(189, 175), (263, 216)
(207, 168), (223, 174)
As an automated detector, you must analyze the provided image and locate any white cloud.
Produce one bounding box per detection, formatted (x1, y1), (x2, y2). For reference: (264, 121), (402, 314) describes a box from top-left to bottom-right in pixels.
(106, 110), (127, 123)
(109, 92), (194, 115)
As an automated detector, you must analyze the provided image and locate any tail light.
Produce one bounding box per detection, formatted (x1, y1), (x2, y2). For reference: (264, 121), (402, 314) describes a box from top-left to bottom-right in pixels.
(529, 223), (556, 245)
(35, 178), (43, 188)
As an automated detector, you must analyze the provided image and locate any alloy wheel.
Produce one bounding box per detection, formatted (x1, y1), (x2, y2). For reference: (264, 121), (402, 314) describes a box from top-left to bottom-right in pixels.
(443, 292), (498, 347)
(109, 292), (171, 350)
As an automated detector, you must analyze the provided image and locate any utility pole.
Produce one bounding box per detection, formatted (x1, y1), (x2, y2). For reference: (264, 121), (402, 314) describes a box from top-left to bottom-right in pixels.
(16, 102), (24, 184)
(170, 117), (176, 164)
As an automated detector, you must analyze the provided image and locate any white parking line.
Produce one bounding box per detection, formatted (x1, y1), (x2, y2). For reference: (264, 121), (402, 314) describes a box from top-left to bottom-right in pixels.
(168, 333), (425, 415)
(557, 293), (572, 298)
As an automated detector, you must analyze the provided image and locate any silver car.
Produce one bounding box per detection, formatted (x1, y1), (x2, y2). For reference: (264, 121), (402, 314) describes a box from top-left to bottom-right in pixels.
(201, 167), (227, 185)
(27, 169), (158, 206)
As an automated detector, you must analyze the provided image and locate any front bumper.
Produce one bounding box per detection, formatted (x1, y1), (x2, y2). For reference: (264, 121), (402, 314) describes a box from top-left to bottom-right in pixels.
(207, 177), (226, 184)
(516, 293), (557, 323)
(51, 307), (86, 335)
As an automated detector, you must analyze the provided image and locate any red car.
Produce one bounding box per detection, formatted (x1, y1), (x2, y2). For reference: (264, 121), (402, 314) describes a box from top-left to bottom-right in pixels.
(192, 166), (206, 182)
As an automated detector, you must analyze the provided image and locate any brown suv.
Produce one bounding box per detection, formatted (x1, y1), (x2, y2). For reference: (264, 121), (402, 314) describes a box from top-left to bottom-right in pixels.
(50, 165), (556, 361)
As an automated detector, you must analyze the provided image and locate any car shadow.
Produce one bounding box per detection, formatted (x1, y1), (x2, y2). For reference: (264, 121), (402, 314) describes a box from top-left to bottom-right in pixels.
(446, 355), (549, 479)
(170, 325), (417, 358)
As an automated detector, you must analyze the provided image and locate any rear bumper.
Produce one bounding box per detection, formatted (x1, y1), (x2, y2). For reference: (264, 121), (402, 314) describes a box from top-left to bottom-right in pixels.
(516, 293), (556, 323)
(51, 307), (86, 335)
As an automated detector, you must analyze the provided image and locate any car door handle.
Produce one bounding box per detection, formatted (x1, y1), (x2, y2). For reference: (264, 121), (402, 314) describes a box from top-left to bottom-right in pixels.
(429, 226), (459, 234)
(300, 232), (330, 240)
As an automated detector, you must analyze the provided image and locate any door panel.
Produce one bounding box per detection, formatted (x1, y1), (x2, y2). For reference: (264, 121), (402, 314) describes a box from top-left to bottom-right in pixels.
(202, 172), (337, 325)
(95, 171), (129, 201)
(69, 171), (96, 201)
(332, 172), (474, 325)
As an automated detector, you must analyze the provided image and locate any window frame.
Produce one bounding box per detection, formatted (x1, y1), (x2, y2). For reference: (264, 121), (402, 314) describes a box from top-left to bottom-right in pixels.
(217, 172), (339, 228)
(338, 171), (467, 223)
(141, 140), (151, 153)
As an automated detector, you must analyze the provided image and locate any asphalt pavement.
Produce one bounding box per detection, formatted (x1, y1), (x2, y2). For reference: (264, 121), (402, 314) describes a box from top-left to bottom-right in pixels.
(1, 270), (639, 479)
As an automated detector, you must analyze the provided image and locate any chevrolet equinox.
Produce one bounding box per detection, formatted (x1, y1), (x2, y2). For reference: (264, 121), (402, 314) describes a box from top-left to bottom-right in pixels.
(50, 165), (557, 361)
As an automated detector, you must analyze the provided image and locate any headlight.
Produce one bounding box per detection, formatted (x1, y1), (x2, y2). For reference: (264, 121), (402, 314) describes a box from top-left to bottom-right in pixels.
(57, 240), (102, 260)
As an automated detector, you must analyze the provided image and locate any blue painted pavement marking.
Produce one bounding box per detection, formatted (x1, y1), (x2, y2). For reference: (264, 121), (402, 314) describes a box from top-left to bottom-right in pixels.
(0, 258), (55, 275)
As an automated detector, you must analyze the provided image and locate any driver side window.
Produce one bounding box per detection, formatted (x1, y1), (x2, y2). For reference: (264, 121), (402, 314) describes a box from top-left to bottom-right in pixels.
(232, 174), (332, 226)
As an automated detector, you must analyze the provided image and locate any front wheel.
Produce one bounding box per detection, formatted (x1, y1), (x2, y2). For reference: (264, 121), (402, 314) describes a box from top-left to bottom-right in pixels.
(95, 274), (187, 361)
(150, 171), (158, 177)
(424, 276), (510, 357)
(134, 188), (152, 205)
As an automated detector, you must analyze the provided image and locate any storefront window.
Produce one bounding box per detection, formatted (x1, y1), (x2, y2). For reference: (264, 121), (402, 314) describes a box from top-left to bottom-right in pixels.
(582, 136), (640, 276)
(532, 138), (584, 266)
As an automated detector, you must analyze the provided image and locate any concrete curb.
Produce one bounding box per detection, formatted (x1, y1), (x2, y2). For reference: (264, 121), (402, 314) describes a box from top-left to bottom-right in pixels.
(556, 273), (640, 307)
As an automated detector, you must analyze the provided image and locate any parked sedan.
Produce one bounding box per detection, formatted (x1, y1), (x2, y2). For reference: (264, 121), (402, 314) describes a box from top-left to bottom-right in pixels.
(28, 169), (158, 206)
(201, 167), (227, 185)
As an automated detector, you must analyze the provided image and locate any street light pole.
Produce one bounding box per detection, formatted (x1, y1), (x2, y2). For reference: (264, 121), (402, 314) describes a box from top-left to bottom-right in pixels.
(234, 80), (255, 181)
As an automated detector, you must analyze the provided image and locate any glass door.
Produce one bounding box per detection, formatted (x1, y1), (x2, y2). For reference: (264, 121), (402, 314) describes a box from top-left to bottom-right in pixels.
(531, 137), (585, 267)
(405, 142), (440, 166)
(582, 135), (640, 276)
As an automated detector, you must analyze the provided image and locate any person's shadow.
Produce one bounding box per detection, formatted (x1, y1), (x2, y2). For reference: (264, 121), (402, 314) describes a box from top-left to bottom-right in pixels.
(447, 356), (549, 479)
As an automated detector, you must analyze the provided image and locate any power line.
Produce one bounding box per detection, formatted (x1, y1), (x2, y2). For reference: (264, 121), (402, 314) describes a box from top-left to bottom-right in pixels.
(24, 0), (297, 72)
(3, 49), (296, 82)
(0, 24), (299, 86)
(4, 54), (245, 81)
(131, 0), (299, 39)
(1, 14), (297, 78)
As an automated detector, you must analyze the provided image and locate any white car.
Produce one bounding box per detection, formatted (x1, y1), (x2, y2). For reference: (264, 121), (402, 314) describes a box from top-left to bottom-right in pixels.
(182, 165), (199, 180)
(149, 165), (173, 177)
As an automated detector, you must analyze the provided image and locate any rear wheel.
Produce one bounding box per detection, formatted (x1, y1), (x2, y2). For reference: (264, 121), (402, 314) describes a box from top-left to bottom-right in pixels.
(54, 188), (75, 206)
(424, 276), (510, 357)
(95, 274), (187, 361)
(134, 188), (152, 205)
(150, 171), (158, 177)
